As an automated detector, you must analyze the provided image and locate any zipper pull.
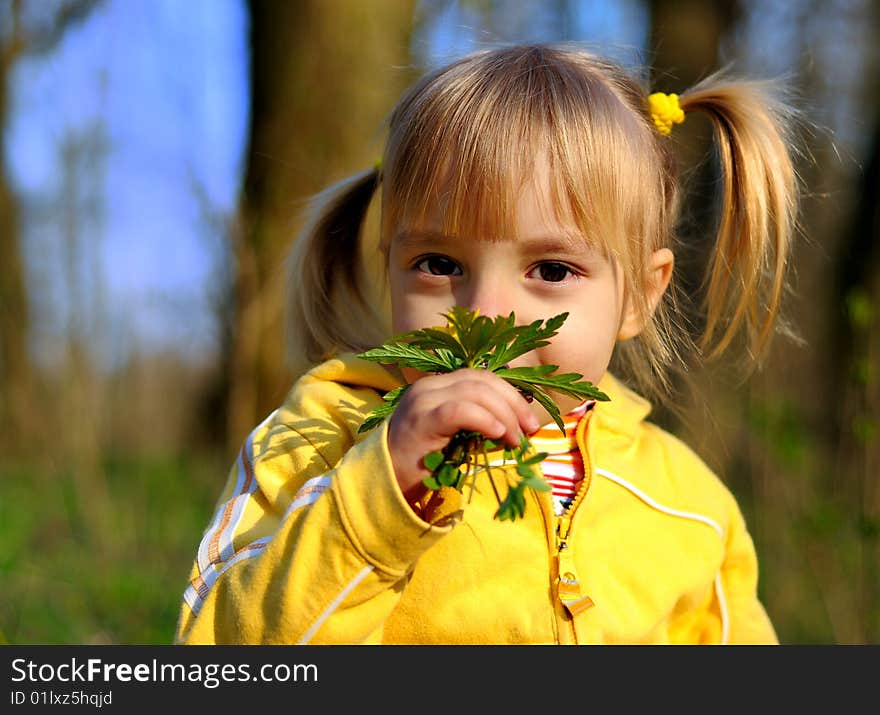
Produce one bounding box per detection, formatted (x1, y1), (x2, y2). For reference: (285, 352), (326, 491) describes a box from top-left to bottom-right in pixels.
(555, 514), (594, 617)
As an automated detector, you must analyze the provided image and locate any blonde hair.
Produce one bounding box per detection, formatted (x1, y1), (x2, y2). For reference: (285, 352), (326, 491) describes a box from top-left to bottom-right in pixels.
(286, 44), (800, 401)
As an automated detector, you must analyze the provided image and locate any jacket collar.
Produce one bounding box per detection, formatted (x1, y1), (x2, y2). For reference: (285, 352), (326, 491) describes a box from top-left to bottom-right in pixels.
(590, 372), (653, 439)
(307, 352), (404, 392)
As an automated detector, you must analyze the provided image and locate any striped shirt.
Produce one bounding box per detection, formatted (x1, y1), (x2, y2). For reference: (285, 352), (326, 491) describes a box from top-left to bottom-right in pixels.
(529, 401), (595, 516)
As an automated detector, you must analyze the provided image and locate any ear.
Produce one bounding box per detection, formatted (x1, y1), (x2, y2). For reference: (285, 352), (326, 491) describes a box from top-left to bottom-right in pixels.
(617, 248), (674, 341)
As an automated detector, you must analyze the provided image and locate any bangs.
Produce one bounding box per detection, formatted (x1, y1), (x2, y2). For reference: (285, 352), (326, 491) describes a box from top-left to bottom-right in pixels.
(381, 45), (663, 261)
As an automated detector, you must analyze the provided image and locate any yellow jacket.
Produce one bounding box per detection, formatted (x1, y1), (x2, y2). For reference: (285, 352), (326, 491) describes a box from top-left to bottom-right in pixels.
(175, 354), (777, 644)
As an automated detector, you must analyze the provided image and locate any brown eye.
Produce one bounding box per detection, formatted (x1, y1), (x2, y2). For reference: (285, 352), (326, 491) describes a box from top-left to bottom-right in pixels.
(416, 256), (462, 276)
(535, 262), (571, 282)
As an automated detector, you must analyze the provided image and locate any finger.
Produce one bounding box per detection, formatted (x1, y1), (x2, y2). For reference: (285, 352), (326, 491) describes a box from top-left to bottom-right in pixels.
(422, 370), (539, 436)
(392, 379), (517, 446)
(412, 382), (529, 448)
(445, 381), (530, 445)
(425, 401), (509, 444)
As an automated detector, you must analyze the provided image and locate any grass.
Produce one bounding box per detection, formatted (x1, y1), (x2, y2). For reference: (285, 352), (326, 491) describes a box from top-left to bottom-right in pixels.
(0, 452), (225, 644)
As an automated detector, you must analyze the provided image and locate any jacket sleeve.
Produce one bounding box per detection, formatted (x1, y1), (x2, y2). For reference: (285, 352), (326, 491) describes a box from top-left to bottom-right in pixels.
(718, 499), (778, 644)
(174, 399), (453, 644)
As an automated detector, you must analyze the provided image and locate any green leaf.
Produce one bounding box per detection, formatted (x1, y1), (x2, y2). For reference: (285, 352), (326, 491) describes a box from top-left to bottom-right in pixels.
(503, 378), (564, 430)
(381, 384), (410, 404)
(357, 384), (411, 434)
(523, 452), (549, 465)
(462, 315), (494, 359)
(359, 343), (454, 373)
(445, 306), (479, 345)
(494, 366), (609, 402)
(437, 463), (460, 487)
(355, 307), (611, 522)
(485, 313), (567, 369)
(515, 461), (536, 478)
(543, 312), (568, 334)
(402, 328), (468, 362)
(358, 415), (383, 434)
(434, 348), (464, 370)
(519, 474), (551, 491)
(501, 364), (558, 378)
(495, 485), (527, 521)
(357, 402), (396, 433)
(423, 451), (444, 471)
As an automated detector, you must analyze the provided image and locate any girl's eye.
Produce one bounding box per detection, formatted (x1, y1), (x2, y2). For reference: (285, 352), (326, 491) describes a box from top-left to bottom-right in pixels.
(415, 256), (462, 276)
(532, 262), (574, 283)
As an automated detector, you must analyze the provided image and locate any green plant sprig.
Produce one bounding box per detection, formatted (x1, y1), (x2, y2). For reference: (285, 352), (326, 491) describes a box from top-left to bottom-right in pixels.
(357, 307), (610, 521)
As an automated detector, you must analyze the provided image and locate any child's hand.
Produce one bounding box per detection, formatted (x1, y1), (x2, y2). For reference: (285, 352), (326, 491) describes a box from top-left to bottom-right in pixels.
(387, 369), (540, 503)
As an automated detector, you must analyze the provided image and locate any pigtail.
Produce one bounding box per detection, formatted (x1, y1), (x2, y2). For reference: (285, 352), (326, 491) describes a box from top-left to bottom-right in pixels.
(678, 75), (800, 363)
(285, 167), (386, 374)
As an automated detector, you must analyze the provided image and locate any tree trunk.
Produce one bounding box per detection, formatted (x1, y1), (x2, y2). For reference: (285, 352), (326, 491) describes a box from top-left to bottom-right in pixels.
(0, 9), (31, 448)
(226, 0), (418, 450)
(0, 57), (31, 447)
(0, 0), (102, 450)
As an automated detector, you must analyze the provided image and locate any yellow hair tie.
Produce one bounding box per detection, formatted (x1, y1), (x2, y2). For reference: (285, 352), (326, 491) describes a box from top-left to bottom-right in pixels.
(648, 92), (685, 136)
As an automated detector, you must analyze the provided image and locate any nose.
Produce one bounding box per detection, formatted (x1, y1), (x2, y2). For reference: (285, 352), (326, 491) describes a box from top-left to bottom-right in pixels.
(457, 275), (514, 319)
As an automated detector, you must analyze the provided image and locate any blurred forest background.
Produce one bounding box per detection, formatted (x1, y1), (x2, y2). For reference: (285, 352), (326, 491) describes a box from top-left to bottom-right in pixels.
(0, 0), (877, 645)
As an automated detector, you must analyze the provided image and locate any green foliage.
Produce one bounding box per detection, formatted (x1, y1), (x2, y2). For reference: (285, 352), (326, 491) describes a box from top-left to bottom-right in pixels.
(747, 397), (808, 469)
(846, 288), (874, 330)
(358, 308), (609, 520)
(851, 414), (877, 445)
(0, 454), (223, 644)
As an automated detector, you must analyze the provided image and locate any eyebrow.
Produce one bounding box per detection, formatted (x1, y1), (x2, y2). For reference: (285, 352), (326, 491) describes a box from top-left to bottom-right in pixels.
(393, 229), (450, 248)
(394, 228), (594, 256)
(519, 233), (590, 256)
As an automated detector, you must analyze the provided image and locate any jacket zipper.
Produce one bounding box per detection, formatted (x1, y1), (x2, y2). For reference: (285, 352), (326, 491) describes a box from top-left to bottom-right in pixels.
(553, 412), (596, 641)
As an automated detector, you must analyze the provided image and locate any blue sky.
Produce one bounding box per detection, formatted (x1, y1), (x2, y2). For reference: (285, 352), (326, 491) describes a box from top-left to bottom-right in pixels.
(415, 0), (648, 67)
(6, 0), (249, 366)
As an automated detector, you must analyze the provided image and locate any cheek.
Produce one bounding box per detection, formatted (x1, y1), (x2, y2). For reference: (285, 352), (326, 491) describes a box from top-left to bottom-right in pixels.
(391, 292), (428, 332)
(389, 284), (444, 334)
(545, 304), (621, 382)
(388, 287), (407, 333)
(388, 270), (417, 332)
(388, 268), (458, 334)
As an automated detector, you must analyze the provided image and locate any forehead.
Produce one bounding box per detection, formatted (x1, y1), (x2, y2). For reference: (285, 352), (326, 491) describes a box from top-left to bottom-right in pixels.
(406, 169), (579, 234)
(390, 151), (599, 251)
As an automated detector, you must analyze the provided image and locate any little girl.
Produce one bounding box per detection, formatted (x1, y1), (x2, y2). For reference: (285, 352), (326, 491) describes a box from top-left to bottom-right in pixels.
(176, 44), (799, 644)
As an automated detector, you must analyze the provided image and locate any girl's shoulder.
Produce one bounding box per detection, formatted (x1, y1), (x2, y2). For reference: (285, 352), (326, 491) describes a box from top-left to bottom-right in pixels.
(256, 353), (402, 452)
(588, 374), (744, 530)
(241, 354), (403, 499)
(281, 353), (403, 417)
